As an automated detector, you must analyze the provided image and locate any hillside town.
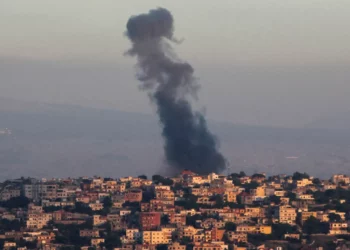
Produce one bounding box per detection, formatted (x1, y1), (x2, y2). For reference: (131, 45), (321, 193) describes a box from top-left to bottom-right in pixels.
(0, 171), (350, 250)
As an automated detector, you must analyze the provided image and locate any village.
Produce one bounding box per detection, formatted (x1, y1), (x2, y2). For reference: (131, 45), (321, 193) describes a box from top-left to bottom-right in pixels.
(0, 171), (350, 250)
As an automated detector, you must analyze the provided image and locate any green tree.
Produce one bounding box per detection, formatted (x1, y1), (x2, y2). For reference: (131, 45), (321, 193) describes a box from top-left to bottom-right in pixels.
(286, 191), (297, 201)
(302, 216), (329, 235)
(312, 178), (321, 185)
(328, 213), (342, 222)
(272, 223), (297, 239)
(44, 205), (62, 213)
(156, 245), (168, 250)
(138, 175), (147, 180)
(211, 194), (224, 208)
(242, 181), (259, 192)
(224, 222), (236, 231)
(72, 202), (93, 215)
(186, 214), (202, 226)
(104, 231), (122, 250)
(292, 172), (309, 180)
(103, 196), (113, 209)
(0, 219), (21, 231)
(161, 214), (170, 225)
(269, 195), (281, 205)
(0, 196), (30, 209)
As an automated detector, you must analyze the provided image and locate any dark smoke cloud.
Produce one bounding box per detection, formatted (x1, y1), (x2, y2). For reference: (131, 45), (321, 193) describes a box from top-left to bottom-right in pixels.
(125, 8), (226, 174)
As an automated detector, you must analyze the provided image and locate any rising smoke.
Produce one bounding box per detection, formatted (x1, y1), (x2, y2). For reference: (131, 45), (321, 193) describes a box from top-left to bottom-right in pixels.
(125, 8), (226, 174)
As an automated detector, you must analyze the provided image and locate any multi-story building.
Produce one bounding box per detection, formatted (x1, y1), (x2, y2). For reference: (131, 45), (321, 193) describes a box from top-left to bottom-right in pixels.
(93, 215), (107, 226)
(277, 206), (297, 225)
(89, 202), (104, 211)
(26, 212), (53, 229)
(226, 232), (247, 243)
(236, 225), (272, 234)
(329, 222), (348, 235)
(169, 213), (186, 226)
(300, 211), (317, 224)
(156, 189), (174, 200)
(124, 189), (143, 202)
(0, 188), (21, 201)
(331, 174), (350, 185)
(142, 230), (168, 245)
(224, 191), (237, 203)
(168, 242), (186, 250)
(24, 183), (58, 201)
(80, 229), (100, 238)
(140, 212), (161, 230)
(91, 238), (105, 247)
(193, 242), (225, 250)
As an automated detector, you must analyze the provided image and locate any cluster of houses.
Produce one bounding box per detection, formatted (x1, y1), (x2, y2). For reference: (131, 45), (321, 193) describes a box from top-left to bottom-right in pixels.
(0, 171), (350, 250)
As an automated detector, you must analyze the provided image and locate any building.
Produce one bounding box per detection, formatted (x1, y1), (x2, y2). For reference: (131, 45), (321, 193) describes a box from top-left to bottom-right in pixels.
(300, 211), (317, 224)
(277, 206), (297, 225)
(168, 242), (186, 250)
(0, 188), (21, 201)
(226, 232), (247, 243)
(26, 212), (53, 229)
(89, 202), (104, 211)
(329, 222), (348, 235)
(193, 242), (225, 250)
(24, 183), (58, 201)
(91, 238), (105, 247)
(140, 212), (161, 230)
(142, 230), (168, 245)
(93, 215), (107, 226)
(169, 213), (186, 226)
(236, 225), (272, 234)
(80, 229), (100, 238)
(331, 174), (350, 185)
(155, 189), (174, 200)
(124, 189), (143, 203)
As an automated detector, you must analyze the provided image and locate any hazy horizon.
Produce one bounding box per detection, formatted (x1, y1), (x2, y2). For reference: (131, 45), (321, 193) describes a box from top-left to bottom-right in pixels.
(1, 1), (350, 128)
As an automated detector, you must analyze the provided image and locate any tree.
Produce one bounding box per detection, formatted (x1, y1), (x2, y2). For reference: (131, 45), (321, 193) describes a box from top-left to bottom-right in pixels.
(142, 189), (155, 202)
(232, 178), (241, 186)
(328, 213), (342, 222)
(156, 245), (168, 250)
(286, 191), (297, 201)
(104, 231), (122, 250)
(0, 196), (30, 209)
(44, 205), (62, 213)
(292, 172), (309, 180)
(103, 196), (113, 209)
(72, 202), (93, 215)
(224, 222), (236, 231)
(211, 194), (224, 208)
(229, 172), (245, 179)
(269, 195), (281, 205)
(252, 173), (265, 179)
(161, 214), (170, 225)
(180, 236), (192, 245)
(312, 178), (321, 185)
(0, 219), (21, 231)
(152, 175), (173, 186)
(175, 194), (198, 210)
(138, 175), (147, 180)
(186, 214), (202, 226)
(272, 223), (297, 240)
(302, 216), (329, 235)
(242, 181), (259, 192)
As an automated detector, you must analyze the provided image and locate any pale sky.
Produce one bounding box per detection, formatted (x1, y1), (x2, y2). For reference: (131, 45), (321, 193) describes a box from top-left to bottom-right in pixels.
(1, 0), (350, 127)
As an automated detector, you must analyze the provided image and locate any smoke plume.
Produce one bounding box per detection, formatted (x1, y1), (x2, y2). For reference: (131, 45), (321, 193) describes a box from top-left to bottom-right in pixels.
(125, 8), (226, 174)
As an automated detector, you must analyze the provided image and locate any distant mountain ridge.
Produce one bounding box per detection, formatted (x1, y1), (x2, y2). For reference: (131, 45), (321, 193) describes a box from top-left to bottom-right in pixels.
(1, 97), (350, 179)
(1, 97), (350, 144)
